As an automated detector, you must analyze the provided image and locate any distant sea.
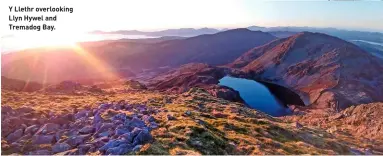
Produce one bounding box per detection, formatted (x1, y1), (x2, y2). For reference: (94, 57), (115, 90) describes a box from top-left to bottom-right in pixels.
(350, 40), (383, 47)
(1, 33), (156, 53)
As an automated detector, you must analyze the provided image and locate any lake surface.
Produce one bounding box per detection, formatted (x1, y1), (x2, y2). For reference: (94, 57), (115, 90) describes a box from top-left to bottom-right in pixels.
(219, 76), (292, 117)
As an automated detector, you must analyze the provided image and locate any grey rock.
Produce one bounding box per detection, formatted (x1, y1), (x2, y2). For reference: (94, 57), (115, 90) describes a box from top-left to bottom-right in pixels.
(106, 144), (133, 155)
(24, 125), (39, 135)
(55, 130), (66, 142)
(97, 123), (114, 132)
(125, 117), (145, 128)
(167, 114), (176, 120)
(115, 128), (130, 135)
(29, 149), (52, 155)
(35, 123), (60, 135)
(133, 129), (152, 145)
(350, 148), (364, 155)
(142, 115), (155, 123)
(65, 134), (91, 147)
(93, 113), (103, 124)
(118, 132), (133, 143)
(62, 113), (75, 121)
(131, 127), (143, 138)
(32, 135), (55, 144)
(99, 140), (125, 151)
(6, 129), (23, 143)
(75, 110), (92, 120)
(99, 103), (112, 110)
(52, 143), (71, 153)
(112, 113), (127, 121)
(78, 144), (93, 155)
(91, 136), (109, 148)
(17, 133), (33, 142)
(149, 122), (159, 129)
(98, 131), (112, 137)
(185, 110), (192, 116)
(79, 126), (95, 134)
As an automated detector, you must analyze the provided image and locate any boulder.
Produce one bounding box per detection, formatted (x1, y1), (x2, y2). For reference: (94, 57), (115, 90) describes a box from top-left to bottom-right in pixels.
(79, 126), (95, 134)
(125, 80), (147, 90)
(98, 103), (112, 110)
(207, 85), (243, 102)
(142, 115), (155, 123)
(99, 140), (125, 151)
(78, 144), (94, 155)
(149, 122), (159, 129)
(98, 131), (112, 138)
(132, 129), (153, 145)
(29, 149), (52, 155)
(75, 110), (92, 120)
(125, 118), (145, 128)
(32, 135), (55, 144)
(6, 129), (23, 143)
(167, 114), (176, 121)
(65, 134), (91, 147)
(52, 143), (71, 153)
(35, 123), (60, 135)
(115, 128), (130, 136)
(24, 125), (40, 135)
(106, 144), (133, 155)
(97, 123), (115, 133)
(112, 113), (127, 121)
(118, 132), (134, 143)
(91, 136), (109, 148)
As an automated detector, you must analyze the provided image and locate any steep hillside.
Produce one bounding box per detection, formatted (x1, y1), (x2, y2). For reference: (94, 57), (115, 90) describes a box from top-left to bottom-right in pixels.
(2, 29), (276, 83)
(230, 32), (383, 109)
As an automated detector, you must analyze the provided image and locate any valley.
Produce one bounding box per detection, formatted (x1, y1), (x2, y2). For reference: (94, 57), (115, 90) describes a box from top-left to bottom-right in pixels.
(2, 28), (383, 155)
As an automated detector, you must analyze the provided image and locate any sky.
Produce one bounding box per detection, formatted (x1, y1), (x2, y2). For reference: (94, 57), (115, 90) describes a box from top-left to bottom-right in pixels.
(1, 0), (383, 36)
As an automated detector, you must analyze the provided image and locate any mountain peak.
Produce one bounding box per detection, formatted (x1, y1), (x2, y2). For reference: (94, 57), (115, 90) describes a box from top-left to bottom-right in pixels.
(230, 32), (383, 110)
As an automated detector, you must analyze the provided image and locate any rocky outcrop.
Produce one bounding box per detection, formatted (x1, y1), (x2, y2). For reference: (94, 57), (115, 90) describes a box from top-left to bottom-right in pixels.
(149, 63), (226, 93)
(125, 80), (147, 90)
(229, 32), (383, 110)
(283, 102), (383, 150)
(148, 63), (243, 102)
(1, 76), (42, 92)
(1, 102), (158, 155)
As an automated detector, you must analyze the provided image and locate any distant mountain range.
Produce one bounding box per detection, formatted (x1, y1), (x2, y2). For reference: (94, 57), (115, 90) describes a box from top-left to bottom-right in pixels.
(2, 29), (276, 83)
(91, 26), (383, 43)
(91, 28), (222, 37)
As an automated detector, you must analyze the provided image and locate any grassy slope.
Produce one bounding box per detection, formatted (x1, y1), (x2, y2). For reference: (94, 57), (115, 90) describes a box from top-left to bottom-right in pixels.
(1, 87), (375, 155)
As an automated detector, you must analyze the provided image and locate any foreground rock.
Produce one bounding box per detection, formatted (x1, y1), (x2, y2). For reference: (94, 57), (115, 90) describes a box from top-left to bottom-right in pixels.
(1, 102), (157, 155)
